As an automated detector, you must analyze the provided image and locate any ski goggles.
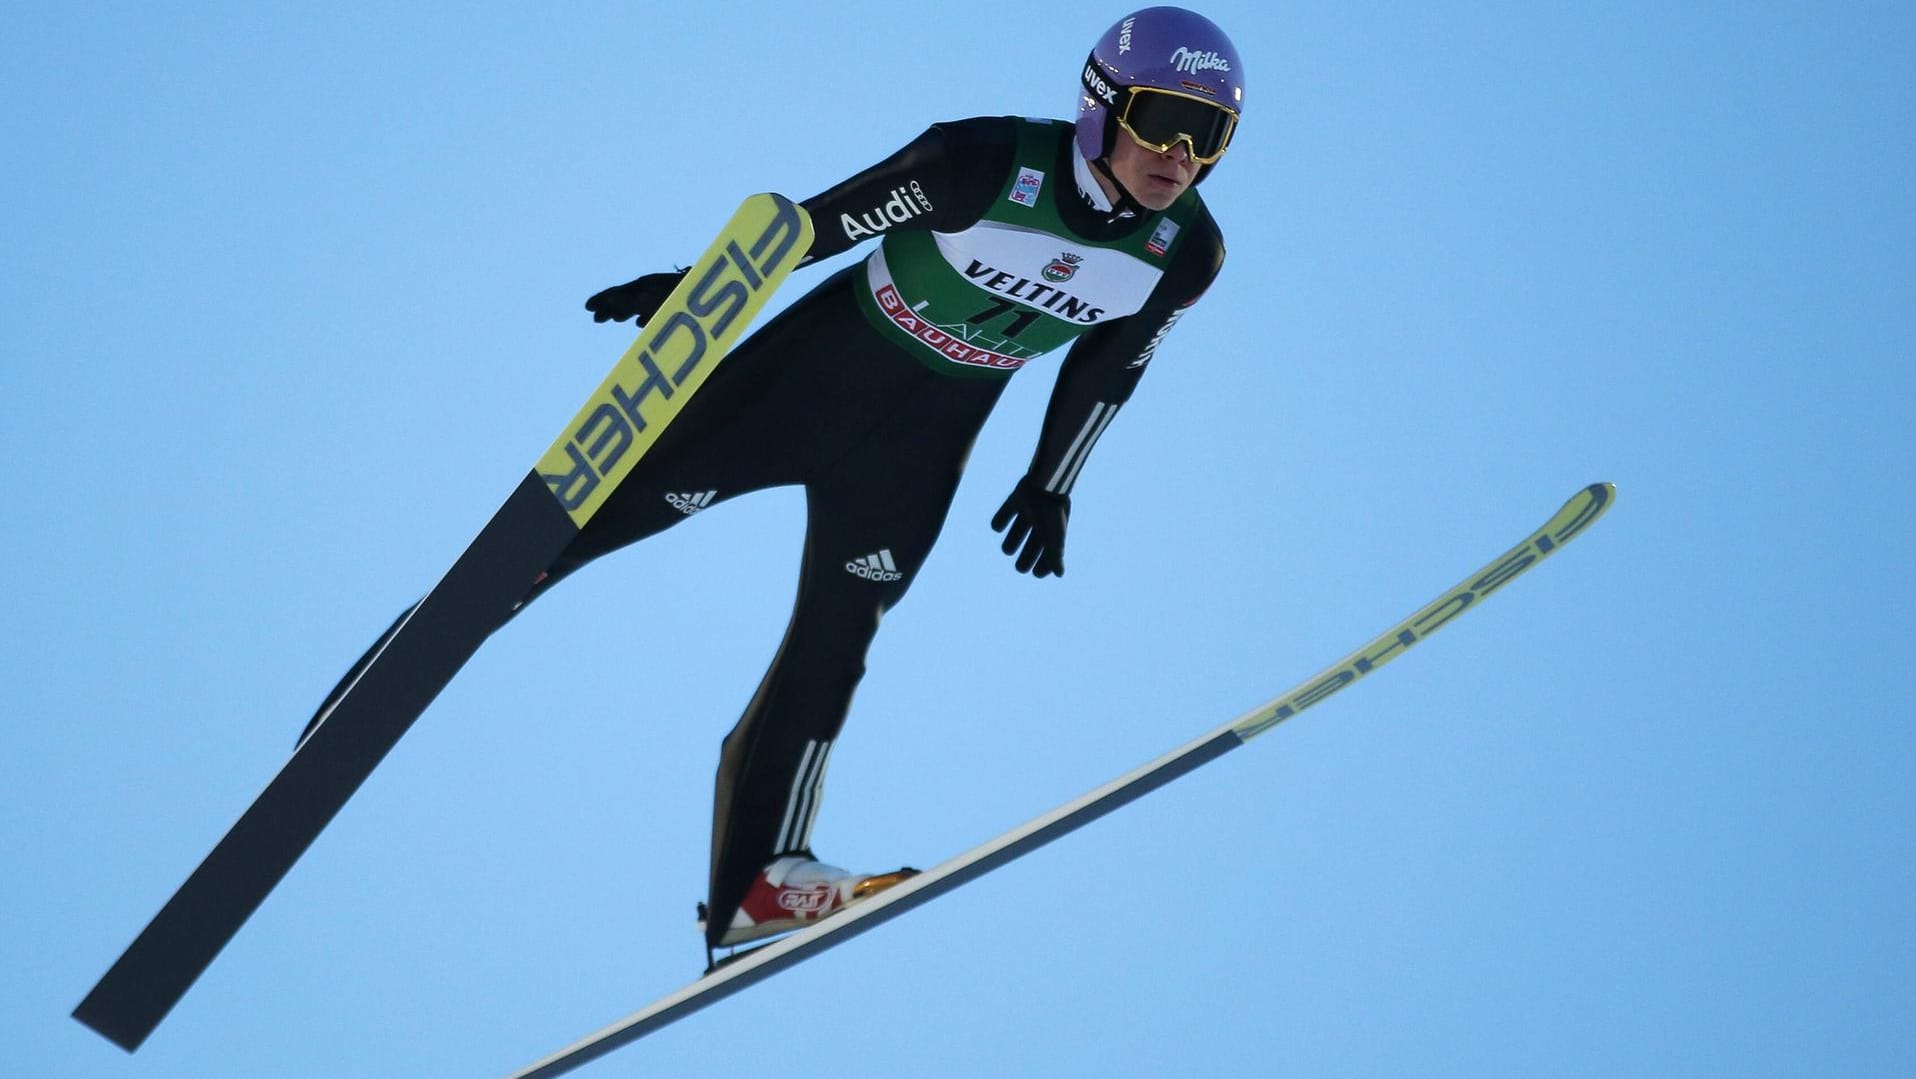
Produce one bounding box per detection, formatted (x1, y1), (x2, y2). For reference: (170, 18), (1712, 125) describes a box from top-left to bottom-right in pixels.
(1115, 86), (1239, 164)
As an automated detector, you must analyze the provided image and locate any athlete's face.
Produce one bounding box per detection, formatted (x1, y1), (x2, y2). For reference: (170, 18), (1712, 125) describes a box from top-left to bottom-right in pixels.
(1105, 134), (1197, 210)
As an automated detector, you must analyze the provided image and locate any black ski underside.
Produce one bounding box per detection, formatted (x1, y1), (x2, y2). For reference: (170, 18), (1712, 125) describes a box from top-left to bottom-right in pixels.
(74, 470), (578, 1051)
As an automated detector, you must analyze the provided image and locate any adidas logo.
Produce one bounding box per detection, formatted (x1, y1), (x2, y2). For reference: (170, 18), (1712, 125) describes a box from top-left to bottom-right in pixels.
(844, 549), (904, 582)
(665, 490), (717, 516)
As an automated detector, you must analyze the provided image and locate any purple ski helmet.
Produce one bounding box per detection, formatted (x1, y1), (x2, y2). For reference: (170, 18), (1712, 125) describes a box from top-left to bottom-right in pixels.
(1077, 7), (1245, 181)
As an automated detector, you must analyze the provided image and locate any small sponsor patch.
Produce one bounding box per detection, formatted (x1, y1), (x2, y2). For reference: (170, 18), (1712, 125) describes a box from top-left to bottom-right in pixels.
(1146, 217), (1180, 256)
(1009, 167), (1045, 207)
(1042, 252), (1083, 283)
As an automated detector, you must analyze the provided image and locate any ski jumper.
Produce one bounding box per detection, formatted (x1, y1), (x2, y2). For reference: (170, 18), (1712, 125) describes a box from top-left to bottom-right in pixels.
(561, 115), (1223, 945)
(314, 116), (1225, 949)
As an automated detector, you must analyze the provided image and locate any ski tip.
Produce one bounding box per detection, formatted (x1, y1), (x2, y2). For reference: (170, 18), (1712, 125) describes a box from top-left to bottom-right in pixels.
(1586, 481), (1618, 515)
(1539, 482), (1615, 550)
(1577, 481), (1617, 520)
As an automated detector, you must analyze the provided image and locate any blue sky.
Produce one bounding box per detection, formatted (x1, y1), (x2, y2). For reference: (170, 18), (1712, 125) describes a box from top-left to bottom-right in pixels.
(4, 3), (1912, 1076)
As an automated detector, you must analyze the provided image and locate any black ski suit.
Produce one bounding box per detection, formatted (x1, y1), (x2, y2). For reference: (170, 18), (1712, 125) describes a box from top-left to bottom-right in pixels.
(315, 115), (1225, 952)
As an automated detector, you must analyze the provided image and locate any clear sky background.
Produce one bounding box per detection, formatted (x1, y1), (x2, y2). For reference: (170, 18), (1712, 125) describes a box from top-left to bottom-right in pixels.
(5, 3), (1912, 1077)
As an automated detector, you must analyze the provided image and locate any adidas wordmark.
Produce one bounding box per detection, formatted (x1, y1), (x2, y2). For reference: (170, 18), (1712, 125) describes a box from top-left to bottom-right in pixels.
(845, 549), (904, 582)
(665, 491), (717, 516)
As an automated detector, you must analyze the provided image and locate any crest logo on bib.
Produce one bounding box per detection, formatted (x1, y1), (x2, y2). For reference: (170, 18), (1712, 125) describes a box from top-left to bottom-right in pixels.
(1042, 252), (1084, 283)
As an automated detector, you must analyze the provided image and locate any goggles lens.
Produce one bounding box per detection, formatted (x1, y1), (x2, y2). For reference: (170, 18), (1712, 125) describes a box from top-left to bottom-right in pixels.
(1118, 88), (1237, 164)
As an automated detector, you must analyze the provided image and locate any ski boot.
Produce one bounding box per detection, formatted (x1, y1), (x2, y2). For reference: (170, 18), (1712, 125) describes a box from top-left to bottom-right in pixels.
(705, 855), (917, 950)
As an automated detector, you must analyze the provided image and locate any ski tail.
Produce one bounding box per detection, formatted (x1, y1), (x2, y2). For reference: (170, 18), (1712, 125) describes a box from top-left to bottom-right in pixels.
(72, 194), (814, 1053)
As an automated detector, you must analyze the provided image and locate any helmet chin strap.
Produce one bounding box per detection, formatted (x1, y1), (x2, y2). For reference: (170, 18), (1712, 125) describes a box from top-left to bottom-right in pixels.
(1089, 155), (1147, 222)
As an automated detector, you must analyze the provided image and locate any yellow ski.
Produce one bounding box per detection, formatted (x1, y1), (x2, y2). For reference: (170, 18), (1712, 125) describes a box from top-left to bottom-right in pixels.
(538, 193), (812, 525)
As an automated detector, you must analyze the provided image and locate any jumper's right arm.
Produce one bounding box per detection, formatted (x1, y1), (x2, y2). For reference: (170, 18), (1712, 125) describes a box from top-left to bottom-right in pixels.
(797, 119), (1010, 262)
(584, 119), (1015, 325)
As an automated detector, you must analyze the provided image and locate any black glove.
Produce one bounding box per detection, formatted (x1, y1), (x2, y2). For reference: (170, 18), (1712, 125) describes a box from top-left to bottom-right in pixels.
(991, 475), (1070, 578)
(584, 268), (687, 325)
